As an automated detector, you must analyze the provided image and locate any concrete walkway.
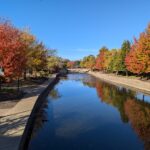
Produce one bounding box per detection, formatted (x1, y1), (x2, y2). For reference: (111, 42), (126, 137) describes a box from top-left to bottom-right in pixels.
(0, 75), (56, 150)
(69, 69), (150, 94)
(88, 71), (150, 94)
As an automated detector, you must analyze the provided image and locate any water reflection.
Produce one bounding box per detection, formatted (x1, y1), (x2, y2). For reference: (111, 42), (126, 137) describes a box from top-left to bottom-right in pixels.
(31, 88), (61, 138)
(28, 73), (150, 150)
(95, 80), (135, 123)
(81, 74), (150, 149)
(125, 99), (150, 150)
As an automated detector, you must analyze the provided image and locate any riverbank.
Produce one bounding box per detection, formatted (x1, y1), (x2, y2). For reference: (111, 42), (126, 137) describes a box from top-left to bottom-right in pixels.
(0, 74), (58, 150)
(0, 77), (49, 106)
(69, 69), (150, 94)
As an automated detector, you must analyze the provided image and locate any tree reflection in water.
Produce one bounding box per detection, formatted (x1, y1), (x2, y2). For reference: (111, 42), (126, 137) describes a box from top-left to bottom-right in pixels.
(31, 88), (61, 138)
(29, 74), (150, 150)
(125, 99), (150, 150)
(82, 76), (150, 150)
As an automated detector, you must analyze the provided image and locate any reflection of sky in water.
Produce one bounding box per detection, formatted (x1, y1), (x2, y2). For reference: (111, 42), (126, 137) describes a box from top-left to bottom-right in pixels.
(28, 74), (150, 150)
(50, 81), (120, 138)
(136, 93), (150, 103)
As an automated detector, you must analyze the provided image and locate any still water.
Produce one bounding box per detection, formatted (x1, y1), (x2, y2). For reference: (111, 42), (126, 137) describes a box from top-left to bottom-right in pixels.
(28, 73), (150, 150)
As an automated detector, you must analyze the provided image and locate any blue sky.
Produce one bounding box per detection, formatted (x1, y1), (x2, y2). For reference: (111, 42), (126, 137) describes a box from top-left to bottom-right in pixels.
(0, 0), (150, 60)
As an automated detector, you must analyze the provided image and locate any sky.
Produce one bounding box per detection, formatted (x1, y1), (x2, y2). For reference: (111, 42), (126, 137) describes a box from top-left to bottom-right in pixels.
(0, 0), (150, 60)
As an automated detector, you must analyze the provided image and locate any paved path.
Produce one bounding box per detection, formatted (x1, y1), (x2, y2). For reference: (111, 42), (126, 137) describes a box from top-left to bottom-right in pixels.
(89, 71), (150, 94)
(0, 75), (56, 150)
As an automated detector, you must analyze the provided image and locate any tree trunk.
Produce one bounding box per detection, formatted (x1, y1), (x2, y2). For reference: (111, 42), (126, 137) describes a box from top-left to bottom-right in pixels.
(116, 71), (118, 75)
(17, 77), (20, 92)
(24, 69), (27, 80)
(126, 70), (128, 76)
(0, 77), (1, 91)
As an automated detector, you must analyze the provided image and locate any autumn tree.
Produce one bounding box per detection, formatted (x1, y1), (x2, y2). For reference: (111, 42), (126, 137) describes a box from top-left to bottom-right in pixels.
(95, 47), (109, 71)
(105, 49), (117, 72)
(80, 55), (95, 70)
(67, 61), (76, 68)
(21, 30), (57, 77)
(20, 30), (35, 79)
(29, 42), (48, 76)
(125, 23), (150, 75)
(0, 21), (27, 90)
(47, 56), (67, 73)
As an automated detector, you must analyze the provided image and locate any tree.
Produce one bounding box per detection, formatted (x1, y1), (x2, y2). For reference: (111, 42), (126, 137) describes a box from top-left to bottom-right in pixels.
(20, 30), (35, 79)
(120, 40), (131, 75)
(95, 47), (108, 71)
(47, 56), (65, 73)
(67, 61), (76, 68)
(0, 21), (27, 91)
(26, 42), (48, 76)
(106, 49), (117, 72)
(108, 49), (121, 74)
(112, 50), (122, 74)
(125, 23), (150, 75)
(80, 55), (95, 69)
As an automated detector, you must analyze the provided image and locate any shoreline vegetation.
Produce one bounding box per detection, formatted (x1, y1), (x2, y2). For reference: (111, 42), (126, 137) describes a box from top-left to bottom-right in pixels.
(0, 18), (149, 149)
(0, 19), (68, 101)
(67, 23), (150, 82)
(69, 69), (150, 94)
(67, 23), (150, 95)
(0, 19), (149, 101)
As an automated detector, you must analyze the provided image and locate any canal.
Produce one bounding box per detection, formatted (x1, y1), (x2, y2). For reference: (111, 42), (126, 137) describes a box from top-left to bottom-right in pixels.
(28, 73), (150, 150)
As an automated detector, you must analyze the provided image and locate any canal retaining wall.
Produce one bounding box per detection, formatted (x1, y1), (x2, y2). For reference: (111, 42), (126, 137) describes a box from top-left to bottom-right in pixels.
(0, 74), (59, 150)
(19, 74), (59, 150)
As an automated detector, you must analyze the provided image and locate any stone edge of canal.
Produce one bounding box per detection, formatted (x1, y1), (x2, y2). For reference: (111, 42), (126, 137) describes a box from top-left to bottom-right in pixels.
(19, 74), (60, 150)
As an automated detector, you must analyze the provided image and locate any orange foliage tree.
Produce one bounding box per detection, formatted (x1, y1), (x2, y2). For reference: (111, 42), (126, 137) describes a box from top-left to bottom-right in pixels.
(80, 55), (95, 70)
(67, 61), (76, 68)
(0, 21), (27, 90)
(95, 47), (109, 71)
(125, 24), (150, 74)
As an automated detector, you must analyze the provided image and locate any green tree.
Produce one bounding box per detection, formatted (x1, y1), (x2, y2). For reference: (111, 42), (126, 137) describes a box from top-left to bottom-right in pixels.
(120, 40), (131, 75)
(27, 42), (48, 76)
(109, 49), (117, 72)
(114, 50), (121, 74)
(109, 49), (128, 75)
(20, 30), (35, 79)
(47, 56), (67, 73)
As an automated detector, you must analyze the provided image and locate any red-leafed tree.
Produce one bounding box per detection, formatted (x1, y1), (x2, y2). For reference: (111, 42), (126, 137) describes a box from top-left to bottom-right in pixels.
(125, 23), (150, 74)
(67, 61), (75, 68)
(67, 61), (80, 68)
(95, 47), (109, 71)
(0, 21), (27, 90)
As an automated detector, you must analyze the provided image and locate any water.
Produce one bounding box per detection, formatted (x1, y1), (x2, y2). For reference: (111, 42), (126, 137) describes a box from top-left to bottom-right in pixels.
(28, 73), (150, 150)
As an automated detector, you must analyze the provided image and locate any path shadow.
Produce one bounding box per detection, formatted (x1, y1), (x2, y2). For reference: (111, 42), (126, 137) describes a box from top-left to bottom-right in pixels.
(0, 110), (30, 150)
